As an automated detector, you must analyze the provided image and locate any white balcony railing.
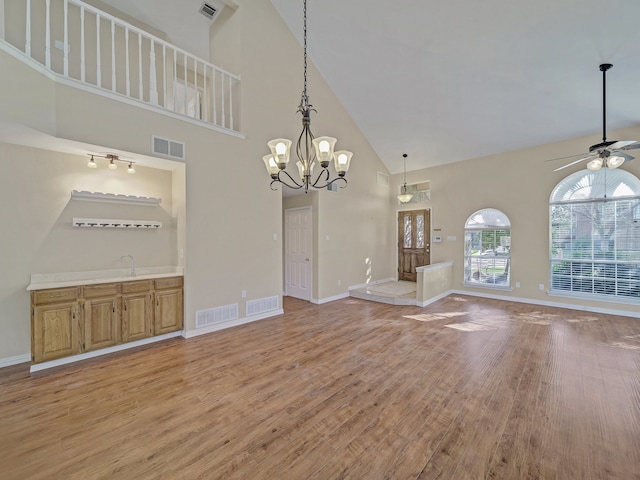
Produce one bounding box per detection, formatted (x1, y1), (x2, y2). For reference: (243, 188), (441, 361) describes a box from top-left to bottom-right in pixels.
(2, 0), (241, 134)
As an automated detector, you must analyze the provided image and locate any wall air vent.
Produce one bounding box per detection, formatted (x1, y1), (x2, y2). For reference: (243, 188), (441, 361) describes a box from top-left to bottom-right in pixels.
(377, 171), (390, 187)
(246, 296), (279, 316)
(199, 2), (217, 20)
(152, 136), (185, 160)
(196, 303), (239, 328)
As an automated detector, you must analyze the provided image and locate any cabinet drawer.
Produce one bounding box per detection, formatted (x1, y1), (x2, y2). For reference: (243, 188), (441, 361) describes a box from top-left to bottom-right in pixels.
(121, 280), (152, 294)
(154, 277), (183, 290)
(33, 287), (80, 305)
(83, 283), (120, 299)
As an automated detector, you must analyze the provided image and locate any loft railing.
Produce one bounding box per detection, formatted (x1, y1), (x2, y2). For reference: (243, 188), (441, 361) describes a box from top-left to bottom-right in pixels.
(2, 0), (241, 134)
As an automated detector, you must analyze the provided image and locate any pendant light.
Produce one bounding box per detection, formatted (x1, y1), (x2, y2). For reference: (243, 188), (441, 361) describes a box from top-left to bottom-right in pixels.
(397, 153), (413, 203)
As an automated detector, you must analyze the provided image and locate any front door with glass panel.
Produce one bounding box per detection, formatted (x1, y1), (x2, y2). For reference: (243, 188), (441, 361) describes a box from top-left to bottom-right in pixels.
(398, 210), (430, 281)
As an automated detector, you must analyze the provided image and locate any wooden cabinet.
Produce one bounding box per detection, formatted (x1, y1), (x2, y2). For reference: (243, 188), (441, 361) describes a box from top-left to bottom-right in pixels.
(122, 280), (153, 343)
(83, 283), (121, 352)
(32, 287), (82, 363)
(154, 277), (184, 335)
(31, 277), (182, 364)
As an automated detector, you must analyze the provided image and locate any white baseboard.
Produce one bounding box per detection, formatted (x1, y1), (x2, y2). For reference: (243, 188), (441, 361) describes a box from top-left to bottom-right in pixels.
(183, 308), (284, 339)
(311, 293), (349, 305)
(416, 290), (453, 307)
(451, 289), (640, 318)
(30, 331), (183, 373)
(0, 353), (31, 369)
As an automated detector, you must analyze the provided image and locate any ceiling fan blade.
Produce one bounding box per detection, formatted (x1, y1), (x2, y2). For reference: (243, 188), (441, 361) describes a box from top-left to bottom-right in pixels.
(544, 152), (589, 163)
(621, 142), (640, 151)
(608, 140), (637, 150)
(553, 155), (595, 172)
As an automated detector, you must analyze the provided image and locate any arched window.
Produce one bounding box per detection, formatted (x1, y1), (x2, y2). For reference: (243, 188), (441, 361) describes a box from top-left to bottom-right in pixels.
(550, 169), (640, 301)
(464, 209), (511, 288)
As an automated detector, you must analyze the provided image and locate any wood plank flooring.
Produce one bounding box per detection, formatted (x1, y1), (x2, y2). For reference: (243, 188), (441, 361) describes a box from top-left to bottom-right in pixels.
(1, 295), (639, 479)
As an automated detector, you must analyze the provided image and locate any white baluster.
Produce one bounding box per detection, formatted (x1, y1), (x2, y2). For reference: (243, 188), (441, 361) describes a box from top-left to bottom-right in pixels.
(80, 6), (85, 82)
(183, 53), (187, 115)
(45, 0), (51, 68)
(138, 33), (143, 100)
(63, 0), (68, 77)
(194, 60), (199, 119)
(212, 70), (217, 126)
(221, 73), (226, 128)
(173, 49), (177, 112)
(111, 19), (116, 92)
(25, 0), (31, 57)
(125, 27), (130, 96)
(96, 14), (101, 88)
(203, 66), (208, 123)
(149, 39), (158, 104)
(162, 44), (167, 108)
(229, 76), (234, 131)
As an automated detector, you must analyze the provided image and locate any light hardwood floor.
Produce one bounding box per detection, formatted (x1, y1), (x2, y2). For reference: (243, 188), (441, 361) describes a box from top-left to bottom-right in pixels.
(1, 295), (639, 479)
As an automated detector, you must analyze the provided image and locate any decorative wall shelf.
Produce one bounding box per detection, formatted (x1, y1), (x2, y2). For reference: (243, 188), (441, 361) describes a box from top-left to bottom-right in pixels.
(71, 190), (161, 206)
(72, 218), (162, 229)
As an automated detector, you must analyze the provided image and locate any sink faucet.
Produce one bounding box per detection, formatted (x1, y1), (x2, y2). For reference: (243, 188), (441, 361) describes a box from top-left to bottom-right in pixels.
(121, 255), (136, 277)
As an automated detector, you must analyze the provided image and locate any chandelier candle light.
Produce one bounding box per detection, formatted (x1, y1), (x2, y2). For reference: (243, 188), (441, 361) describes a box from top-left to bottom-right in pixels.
(263, 0), (352, 193)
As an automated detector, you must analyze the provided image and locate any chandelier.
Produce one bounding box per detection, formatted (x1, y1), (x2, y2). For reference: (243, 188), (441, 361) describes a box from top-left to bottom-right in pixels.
(262, 0), (352, 193)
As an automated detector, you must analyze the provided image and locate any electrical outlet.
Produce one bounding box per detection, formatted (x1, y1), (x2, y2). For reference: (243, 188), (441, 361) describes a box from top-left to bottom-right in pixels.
(538, 284), (545, 291)
(515, 281), (520, 288)
(338, 280), (341, 286)
(241, 290), (246, 298)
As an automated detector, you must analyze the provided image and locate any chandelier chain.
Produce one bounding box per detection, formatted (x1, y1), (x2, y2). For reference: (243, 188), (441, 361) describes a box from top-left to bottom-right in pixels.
(301, 0), (309, 110)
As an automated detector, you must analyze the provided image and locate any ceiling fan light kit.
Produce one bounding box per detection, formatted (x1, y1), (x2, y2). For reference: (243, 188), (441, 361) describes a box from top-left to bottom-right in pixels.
(553, 63), (640, 172)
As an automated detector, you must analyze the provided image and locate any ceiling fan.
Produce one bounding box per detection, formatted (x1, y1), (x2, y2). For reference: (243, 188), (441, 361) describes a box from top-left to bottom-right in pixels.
(552, 63), (639, 172)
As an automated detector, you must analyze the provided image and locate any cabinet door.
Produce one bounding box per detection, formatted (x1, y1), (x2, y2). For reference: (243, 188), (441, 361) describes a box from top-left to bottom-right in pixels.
(154, 288), (184, 335)
(32, 302), (81, 363)
(84, 297), (120, 351)
(122, 293), (152, 343)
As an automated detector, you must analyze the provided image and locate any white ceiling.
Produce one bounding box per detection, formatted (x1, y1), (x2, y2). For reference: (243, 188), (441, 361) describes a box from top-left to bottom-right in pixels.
(11, 0), (640, 175)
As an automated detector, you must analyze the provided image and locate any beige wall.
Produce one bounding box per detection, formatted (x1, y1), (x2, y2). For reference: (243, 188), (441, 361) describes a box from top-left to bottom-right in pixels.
(0, 0), (394, 362)
(0, 143), (177, 359)
(391, 125), (640, 315)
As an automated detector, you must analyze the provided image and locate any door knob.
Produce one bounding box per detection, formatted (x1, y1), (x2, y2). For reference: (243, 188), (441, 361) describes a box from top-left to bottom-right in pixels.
(305, 258), (310, 261)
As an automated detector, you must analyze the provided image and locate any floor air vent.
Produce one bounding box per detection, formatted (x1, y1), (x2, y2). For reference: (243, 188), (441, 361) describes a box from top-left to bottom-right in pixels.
(246, 296), (279, 316)
(152, 136), (185, 160)
(196, 303), (238, 328)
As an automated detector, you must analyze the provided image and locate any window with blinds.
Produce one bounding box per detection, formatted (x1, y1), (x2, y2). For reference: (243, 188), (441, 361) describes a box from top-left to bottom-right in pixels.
(464, 209), (511, 288)
(550, 169), (640, 301)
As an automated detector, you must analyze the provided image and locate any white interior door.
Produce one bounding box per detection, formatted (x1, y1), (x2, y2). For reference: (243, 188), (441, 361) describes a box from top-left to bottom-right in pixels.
(285, 207), (312, 300)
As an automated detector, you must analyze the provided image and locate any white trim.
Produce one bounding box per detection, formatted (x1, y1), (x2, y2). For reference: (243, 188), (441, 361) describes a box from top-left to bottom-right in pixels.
(71, 190), (161, 206)
(348, 277), (395, 291)
(0, 353), (30, 369)
(416, 290), (453, 307)
(416, 261), (453, 273)
(451, 289), (640, 319)
(183, 308), (283, 338)
(548, 290), (640, 307)
(311, 293), (349, 305)
(30, 331), (183, 372)
(0, 40), (245, 139)
(462, 282), (513, 292)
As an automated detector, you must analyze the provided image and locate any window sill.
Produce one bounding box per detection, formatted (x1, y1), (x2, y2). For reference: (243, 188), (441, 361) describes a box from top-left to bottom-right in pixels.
(463, 282), (513, 292)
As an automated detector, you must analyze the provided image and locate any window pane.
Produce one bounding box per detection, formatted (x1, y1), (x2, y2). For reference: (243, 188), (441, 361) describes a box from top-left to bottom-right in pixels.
(404, 216), (412, 248)
(416, 214), (424, 249)
(464, 209), (511, 287)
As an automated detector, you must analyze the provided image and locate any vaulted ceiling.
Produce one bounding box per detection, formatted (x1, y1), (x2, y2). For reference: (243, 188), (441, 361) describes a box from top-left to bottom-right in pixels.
(101, 0), (640, 174)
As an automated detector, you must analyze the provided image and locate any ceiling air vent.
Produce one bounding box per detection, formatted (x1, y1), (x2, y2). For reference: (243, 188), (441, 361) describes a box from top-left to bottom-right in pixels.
(199, 2), (217, 20)
(152, 136), (185, 160)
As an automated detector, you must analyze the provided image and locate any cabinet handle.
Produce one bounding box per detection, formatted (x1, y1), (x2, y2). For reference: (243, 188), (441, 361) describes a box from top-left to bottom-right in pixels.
(112, 301), (116, 313)
(124, 300), (127, 311)
(156, 298), (159, 306)
(72, 307), (76, 319)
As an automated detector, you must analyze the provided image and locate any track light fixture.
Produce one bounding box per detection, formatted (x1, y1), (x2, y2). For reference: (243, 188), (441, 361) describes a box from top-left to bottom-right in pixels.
(86, 153), (136, 173)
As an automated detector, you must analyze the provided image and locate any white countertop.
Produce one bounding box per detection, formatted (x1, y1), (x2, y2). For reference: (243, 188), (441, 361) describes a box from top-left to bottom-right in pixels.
(27, 266), (184, 291)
